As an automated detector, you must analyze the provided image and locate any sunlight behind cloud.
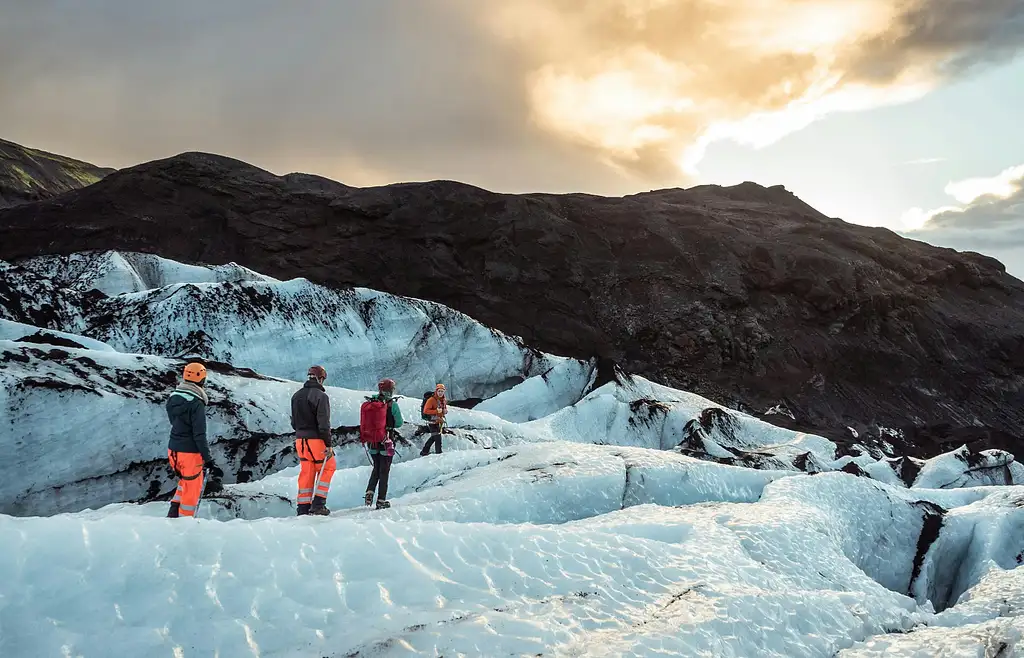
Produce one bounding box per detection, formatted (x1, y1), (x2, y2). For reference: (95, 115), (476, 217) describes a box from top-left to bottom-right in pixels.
(900, 205), (960, 231)
(528, 53), (696, 162)
(728, 0), (894, 53)
(2, 0), (1023, 196)
(479, 0), (1024, 180)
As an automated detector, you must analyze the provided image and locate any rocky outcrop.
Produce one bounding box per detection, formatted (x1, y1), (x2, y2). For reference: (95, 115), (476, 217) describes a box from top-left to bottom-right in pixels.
(2, 150), (1024, 438)
(0, 138), (113, 208)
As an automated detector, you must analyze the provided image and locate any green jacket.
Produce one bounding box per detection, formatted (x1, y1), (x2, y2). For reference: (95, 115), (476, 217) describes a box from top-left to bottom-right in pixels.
(367, 394), (403, 455)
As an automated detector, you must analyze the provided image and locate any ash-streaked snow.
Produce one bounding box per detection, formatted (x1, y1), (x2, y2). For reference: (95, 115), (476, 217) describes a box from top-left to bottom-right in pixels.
(9, 250), (598, 402)
(20, 250), (279, 296)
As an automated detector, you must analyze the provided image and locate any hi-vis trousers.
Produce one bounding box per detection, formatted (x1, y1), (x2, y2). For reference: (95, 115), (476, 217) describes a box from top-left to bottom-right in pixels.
(296, 438), (337, 506)
(168, 450), (204, 517)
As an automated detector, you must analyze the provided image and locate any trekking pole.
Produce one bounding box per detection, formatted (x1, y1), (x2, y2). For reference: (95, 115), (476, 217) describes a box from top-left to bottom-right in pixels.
(193, 467), (211, 519)
(312, 446), (332, 505)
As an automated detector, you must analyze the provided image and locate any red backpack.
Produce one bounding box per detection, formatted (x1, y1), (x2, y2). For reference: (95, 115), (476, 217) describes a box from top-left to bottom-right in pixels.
(360, 398), (388, 443)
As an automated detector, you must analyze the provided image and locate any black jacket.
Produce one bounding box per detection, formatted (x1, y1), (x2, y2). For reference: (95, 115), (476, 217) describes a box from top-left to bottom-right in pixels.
(291, 379), (332, 445)
(166, 387), (211, 462)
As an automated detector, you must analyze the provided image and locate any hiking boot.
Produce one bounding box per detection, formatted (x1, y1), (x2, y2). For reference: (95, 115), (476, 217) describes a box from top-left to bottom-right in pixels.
(376, 499), (391, 510)
(296, 503), (311, 516)
(167, 502), (180, 518)
(309, 497), (331, 516)
(364, 491), (374, 507)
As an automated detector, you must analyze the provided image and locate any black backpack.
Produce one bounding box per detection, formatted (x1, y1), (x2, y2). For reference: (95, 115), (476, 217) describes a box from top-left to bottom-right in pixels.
(420, 391), (433, 421)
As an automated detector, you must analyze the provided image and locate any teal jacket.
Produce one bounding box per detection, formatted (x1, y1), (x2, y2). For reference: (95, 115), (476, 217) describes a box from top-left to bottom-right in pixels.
(367, 394), (403, 455)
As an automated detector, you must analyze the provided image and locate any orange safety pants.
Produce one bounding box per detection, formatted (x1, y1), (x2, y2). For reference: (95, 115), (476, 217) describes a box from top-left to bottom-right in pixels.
(168, 450), (205, 517)
(295, 438), (337, 505)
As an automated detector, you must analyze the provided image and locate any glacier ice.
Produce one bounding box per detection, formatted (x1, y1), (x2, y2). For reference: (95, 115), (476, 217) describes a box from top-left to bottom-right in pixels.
(4, 251), (1024, 656)
(8, 251), (597, 402)
(8, 456), (1024, 657)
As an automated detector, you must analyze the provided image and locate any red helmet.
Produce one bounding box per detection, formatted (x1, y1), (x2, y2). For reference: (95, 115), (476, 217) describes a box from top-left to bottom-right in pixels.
(308, 365), (327, 381)
(378, 378), (396, 393)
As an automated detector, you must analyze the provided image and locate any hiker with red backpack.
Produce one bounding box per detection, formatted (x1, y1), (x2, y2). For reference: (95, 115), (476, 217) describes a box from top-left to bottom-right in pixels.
(420, 383), (447, 456)
(291, 365), (336, 516)
(360, 378), (404, 509)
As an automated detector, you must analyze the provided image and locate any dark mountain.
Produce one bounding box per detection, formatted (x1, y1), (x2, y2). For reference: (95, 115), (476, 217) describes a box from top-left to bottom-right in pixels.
(0, 138), (114, 208)
(2, 150), (1023, 440)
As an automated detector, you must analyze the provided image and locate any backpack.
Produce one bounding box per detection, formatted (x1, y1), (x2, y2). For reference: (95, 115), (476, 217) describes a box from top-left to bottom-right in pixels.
(360, 397), (388, 443)
(421, 392), (433, 421)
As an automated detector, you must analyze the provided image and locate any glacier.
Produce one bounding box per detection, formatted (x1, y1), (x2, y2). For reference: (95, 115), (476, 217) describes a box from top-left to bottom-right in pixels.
(12, 250), (597, 401)
(3, 250), (1024, 657)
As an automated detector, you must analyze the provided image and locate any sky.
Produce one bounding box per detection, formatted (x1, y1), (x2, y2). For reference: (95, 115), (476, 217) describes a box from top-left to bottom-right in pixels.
(2, 0), (1024, 275)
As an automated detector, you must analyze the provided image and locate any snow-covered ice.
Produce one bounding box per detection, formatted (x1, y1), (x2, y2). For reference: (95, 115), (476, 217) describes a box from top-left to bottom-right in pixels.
(8, 251), (597, 402)
(92, 442), (791, 526)
(5, 251), (1024, 656)
(912, 444), (1024, 489)
(8, 461), (1024, 657)
(0, 339), (300, 515)
(0, 337), (550, 516)
(0, 318), (116, 351)
(20, 250), (279, 296)
(86, 277), (594, 401)
(474, 357), (597, 422)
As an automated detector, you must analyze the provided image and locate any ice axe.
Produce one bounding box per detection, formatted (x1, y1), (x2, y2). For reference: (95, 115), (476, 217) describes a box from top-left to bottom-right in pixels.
(318, 445), (334, 483)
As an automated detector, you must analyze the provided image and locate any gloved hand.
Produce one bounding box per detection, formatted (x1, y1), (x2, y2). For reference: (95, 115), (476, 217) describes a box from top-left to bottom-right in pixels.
(204, 462), (225, 494)
(325, 445), (335, 460)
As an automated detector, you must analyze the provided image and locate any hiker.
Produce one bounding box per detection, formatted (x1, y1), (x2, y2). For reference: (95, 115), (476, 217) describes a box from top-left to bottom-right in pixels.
(166, 362), (223, 518)
(420, 383), (448, 456)
(291, 365), (336, 516)
(361, 377), (404, 509)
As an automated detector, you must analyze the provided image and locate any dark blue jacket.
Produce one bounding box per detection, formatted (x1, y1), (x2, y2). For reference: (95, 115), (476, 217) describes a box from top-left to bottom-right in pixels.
(291, 379), (333, 446)
(166, 387), (211, 462)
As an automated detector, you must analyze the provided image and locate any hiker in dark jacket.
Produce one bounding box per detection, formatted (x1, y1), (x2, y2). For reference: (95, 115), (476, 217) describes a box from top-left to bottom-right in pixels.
(365, 377), (404, 509)
(166, 362), (223, 518)
(291, 365), (335, 516)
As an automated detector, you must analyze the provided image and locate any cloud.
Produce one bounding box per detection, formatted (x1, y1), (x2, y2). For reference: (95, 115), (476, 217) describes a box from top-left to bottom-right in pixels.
(484, 0), (1024, 178)
(1, 0), (1023, 192)
(902, 163), (1024, 277)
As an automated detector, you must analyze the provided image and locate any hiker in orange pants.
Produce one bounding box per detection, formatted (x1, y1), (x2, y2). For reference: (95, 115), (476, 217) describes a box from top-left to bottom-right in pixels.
(168, 451), (205, 517)
(166, 362), (223, 517)
(291, 365), (336, 515)
(295, 437), (337, 513)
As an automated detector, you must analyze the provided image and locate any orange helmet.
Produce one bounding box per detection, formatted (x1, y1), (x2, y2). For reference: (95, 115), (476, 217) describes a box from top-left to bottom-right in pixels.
(183, 362), (207, 383)
(435, 383), (446, 396)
